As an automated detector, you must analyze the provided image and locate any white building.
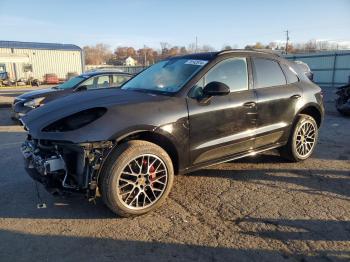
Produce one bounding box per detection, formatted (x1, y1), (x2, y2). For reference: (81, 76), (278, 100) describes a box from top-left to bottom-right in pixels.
(0, 41), (84, 81)
(125, 56), (137, 66)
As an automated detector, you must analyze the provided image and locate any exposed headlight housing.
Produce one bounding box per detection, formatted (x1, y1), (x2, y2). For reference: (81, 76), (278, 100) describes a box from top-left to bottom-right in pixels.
(24, 97), (45, 108)
(42, 107), (107, 132)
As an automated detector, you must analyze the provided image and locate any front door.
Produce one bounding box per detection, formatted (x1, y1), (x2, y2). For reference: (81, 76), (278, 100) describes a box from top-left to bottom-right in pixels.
(187, 57), (257, 166)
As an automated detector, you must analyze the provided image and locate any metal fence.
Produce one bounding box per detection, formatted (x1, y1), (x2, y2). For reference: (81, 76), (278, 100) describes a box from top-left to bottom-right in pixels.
(108, 65), (146, 74)
(85, 65), (146, 75)
(285, 51), (350, 88)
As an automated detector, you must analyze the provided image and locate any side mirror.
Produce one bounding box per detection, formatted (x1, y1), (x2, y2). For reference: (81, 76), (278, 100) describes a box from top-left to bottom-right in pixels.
(203, 81), (230, 97)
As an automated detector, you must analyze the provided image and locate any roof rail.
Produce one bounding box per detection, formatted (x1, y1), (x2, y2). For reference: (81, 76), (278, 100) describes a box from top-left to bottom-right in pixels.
(85, 67), (125, 73)
(218, 49), (281, 57)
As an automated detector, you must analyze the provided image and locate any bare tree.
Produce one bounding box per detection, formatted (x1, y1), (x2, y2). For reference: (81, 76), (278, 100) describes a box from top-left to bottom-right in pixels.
(222, 45), (232, 50)
(160, 42), (170, 54)
(200, 45), (215, 52)
(83, 43), (113, 65)
(136, 47), (159, 66)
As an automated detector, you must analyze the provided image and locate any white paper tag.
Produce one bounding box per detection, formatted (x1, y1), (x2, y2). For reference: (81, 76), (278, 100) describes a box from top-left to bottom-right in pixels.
(185, 60), (208, 66)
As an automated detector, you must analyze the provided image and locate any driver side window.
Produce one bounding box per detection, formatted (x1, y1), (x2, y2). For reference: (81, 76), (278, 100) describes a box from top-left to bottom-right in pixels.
(206, 57), (248, 92)
(78, 77), (94, 89)
(189, 57), (248, 98)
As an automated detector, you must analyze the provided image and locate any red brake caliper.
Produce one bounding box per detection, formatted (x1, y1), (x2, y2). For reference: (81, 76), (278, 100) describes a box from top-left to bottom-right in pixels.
(149, 165), (156, 186)
(143, 159), (156, 186)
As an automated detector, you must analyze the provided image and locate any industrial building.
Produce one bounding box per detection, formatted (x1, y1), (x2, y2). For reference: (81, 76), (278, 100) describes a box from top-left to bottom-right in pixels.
(285, 50), (350, 88)
(0, 41), (84, 82)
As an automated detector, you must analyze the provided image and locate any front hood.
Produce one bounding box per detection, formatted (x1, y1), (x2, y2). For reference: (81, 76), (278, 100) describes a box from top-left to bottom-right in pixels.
(21, 88), (166, 134)
(17, 87), (58, 99)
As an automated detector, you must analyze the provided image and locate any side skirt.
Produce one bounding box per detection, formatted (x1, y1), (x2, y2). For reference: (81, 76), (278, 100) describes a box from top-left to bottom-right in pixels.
(179, 142), (286, 175)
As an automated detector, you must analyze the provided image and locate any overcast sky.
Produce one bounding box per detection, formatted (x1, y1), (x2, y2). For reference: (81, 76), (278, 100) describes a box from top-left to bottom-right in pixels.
(1, 0), (349, 50)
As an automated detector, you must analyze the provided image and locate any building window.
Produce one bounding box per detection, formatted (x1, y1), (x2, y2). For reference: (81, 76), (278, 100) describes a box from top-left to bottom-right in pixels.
(23, 64), (33, 72)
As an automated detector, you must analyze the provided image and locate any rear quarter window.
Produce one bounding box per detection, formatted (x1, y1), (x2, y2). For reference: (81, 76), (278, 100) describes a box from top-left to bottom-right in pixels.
(281, 64), (299, 84)
(253, 58), (286, 88)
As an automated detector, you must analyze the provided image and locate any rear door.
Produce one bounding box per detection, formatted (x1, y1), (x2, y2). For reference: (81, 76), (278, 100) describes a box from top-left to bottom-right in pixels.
(252, 57), (302, 148)
(78, 75), (111, 89)
(187, 56), (257, 165)
(95, 75), (111, 88)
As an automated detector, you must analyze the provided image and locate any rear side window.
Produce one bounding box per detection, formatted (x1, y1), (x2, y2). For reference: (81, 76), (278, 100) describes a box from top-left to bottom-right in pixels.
(96, 75), (110, 88)
(112, 75), (131, 86)
(253, 58), (286, 88)
(281, 64), (299, 84)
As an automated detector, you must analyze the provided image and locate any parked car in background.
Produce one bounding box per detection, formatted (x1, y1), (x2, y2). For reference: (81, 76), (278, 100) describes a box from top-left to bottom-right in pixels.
(294, 61), (314, 81)
(335, 83), (350, 116)
(12, 70), (133, 120)
(44, 74), (60, 85)
(0, 72), (40, 87)
(0, 71), (13, 86)
(20, 50), (324, 217)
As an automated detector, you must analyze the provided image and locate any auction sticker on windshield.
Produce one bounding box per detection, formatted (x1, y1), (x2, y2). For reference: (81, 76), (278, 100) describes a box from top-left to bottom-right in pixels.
(185, 60), (208, 66)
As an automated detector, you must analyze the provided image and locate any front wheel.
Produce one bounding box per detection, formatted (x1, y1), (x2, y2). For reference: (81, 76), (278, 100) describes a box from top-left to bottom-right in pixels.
(100, 140), (174, 217)
(280, 114), (319, 162)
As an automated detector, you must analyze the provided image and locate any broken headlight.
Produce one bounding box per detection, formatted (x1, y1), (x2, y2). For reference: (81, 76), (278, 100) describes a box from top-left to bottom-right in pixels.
(24, 97), (45, 108)
(42, 107), (107, 132)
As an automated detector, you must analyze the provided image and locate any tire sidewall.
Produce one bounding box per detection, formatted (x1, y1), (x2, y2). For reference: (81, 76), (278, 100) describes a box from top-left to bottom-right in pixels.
(291, 115), (318, 161)
(104, 141), (174, 216)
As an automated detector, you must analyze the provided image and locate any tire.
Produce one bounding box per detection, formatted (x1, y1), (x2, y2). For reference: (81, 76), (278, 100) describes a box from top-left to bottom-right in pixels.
(99, 140), (174, 217)
(279, 114), (318, 162)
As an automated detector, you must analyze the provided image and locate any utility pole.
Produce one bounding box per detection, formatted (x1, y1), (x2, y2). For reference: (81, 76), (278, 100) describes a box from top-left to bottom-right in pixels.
(285, 30), (290, 54)
(143, 44), (147, 66)
(195, 36), (198, 53)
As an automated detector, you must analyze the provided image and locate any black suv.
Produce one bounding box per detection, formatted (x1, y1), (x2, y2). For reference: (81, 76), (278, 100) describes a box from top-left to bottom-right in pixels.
(20, 50), (324, 217)
(12, 70), (132, 120)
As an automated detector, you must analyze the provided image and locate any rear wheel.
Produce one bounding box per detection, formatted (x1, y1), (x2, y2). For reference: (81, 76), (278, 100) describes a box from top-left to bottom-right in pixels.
(100, 140), (174, 217)
(280, 114), (318, 162)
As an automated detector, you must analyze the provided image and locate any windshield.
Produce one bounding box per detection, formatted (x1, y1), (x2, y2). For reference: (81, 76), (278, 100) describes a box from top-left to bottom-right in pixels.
(122, 58), (208, 94)
(57, 76), (86, 89)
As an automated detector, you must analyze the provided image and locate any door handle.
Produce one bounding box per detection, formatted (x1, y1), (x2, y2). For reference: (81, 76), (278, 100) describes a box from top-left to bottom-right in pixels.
(290, 94), (301, 99)
(243, 101), (256, 108)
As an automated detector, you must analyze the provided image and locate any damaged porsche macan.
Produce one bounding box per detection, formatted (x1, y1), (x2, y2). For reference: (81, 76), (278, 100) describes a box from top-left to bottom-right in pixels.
(20, 50), (324, 217)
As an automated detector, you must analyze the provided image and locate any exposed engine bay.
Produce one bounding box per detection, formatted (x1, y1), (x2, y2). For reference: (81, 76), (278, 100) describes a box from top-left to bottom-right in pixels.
(21, 136), (114, 199)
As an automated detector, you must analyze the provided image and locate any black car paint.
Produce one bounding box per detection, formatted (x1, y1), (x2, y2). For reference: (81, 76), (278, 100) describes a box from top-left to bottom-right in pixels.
(20, 50), (324, 196)
(13, 71), (133, 119)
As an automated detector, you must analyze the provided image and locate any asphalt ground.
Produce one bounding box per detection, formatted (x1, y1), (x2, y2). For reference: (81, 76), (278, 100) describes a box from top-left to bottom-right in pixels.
(0, 88), (349, 261)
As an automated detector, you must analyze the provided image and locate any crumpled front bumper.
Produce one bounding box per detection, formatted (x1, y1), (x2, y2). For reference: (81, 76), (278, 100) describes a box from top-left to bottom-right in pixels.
(21, 140), (67, 187)
(21, 135), (112, 198)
